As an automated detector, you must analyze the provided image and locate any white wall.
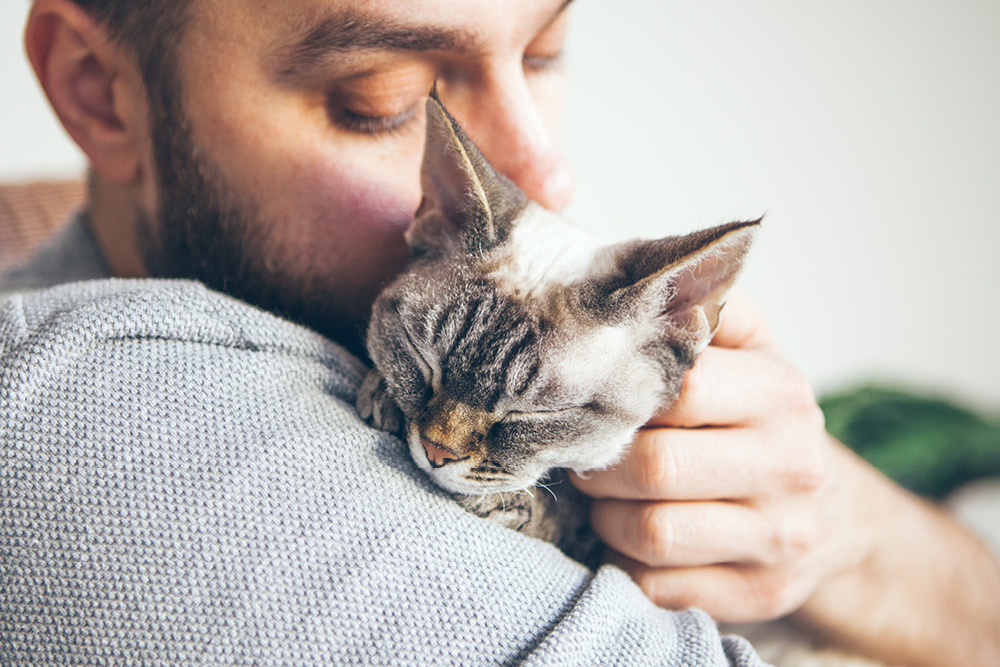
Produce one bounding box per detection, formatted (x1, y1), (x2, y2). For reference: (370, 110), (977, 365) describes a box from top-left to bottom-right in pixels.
(562, 1), (1000, 408)
(2, 2), (998, 407)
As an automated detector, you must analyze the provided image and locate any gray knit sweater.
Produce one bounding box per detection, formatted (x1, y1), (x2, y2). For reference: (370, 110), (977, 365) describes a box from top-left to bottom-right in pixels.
(1, 216), (766, 665)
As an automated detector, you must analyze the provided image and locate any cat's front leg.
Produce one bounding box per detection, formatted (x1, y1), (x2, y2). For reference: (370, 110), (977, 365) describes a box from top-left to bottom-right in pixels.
(357, 368), (405, 435)
(457, 493), (535, 534)
(456, 474), (602, 569)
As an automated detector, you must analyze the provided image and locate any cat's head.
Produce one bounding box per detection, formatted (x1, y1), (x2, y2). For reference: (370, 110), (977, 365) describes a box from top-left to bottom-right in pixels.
(366, 94), (758, 496)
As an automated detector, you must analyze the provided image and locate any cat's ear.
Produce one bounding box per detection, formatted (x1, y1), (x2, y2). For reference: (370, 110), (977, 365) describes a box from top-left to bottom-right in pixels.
(585, 219), (760, 351)
(406, 91), (528, 259)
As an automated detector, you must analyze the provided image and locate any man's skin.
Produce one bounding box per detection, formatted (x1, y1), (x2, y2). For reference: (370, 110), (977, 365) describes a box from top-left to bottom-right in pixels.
(22, 0), (1000, 665)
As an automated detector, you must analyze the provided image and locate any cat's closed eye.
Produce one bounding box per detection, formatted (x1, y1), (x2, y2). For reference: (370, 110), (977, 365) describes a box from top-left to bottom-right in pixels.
(491, 406), (600, 450)
(502, 407), (578, 419)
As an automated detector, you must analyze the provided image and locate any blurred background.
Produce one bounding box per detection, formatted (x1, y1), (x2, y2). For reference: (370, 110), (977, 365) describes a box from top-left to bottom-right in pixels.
(2, 1), (999, 409)
(561, 1), (1000, 410)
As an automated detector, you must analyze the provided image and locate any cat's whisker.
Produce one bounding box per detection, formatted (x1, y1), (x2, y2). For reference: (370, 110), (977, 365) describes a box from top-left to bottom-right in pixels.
(521, 486), (535, 499)
(536, 481), (559, 502)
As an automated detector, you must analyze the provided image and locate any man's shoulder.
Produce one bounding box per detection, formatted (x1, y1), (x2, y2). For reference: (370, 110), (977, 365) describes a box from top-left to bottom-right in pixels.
(1, 277), (367, 403)
(0, 281), (765, 667)
(0, 211), (109, 294)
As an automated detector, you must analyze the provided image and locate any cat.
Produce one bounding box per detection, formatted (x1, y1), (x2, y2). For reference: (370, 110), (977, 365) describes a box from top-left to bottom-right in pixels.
(357, 94), (886, 667)
(356, 93), (757, 561)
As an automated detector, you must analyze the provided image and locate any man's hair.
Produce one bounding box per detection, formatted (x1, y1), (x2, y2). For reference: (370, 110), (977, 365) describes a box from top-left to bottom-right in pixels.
(68, 0), (192, 76)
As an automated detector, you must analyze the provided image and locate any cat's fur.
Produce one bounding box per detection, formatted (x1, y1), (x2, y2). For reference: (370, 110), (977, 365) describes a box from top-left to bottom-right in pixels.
(357, 94), (757, 559)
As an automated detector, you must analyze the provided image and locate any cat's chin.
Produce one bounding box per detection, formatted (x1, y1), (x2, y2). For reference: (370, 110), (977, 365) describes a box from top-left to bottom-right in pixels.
(404, 430), (543, 495)
(422, 460), (543, 497)
(437, 477), (540, 497)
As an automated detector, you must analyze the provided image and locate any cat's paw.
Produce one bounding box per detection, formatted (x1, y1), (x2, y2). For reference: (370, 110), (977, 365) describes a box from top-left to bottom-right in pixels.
(457, 494), (533, 533)
(357, 369), (405, 435)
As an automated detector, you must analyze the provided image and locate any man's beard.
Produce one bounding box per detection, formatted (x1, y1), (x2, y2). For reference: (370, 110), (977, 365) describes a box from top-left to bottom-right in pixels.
(138, 80), (370, 357)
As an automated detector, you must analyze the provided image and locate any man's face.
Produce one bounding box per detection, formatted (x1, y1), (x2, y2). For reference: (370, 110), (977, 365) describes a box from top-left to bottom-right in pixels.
(141, 0), (575, 352)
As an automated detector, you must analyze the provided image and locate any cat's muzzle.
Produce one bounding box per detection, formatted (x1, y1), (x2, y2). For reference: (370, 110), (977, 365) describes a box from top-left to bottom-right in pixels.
(420, 436), (469, 468)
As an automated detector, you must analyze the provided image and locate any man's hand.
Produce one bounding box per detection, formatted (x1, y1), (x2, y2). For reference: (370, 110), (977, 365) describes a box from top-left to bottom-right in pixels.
(572, 293), (846, 622)
(571, 292), (1000, 667)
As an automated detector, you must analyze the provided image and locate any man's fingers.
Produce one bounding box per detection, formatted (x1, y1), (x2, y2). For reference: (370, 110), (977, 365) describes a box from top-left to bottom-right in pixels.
(710, 290), (773, 350)
(571, 425), (824, 501)
(604, 551), (807, 624)
(591, 499), (775, 567)
(648, 346), (819, 429)
(573, 427), (759, 500)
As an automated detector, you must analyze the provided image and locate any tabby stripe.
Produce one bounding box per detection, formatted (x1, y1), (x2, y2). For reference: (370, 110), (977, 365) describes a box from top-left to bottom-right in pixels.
(451, 297), (484, 360)
(501, 327), (539, 398)
(429, 304), (451, 345)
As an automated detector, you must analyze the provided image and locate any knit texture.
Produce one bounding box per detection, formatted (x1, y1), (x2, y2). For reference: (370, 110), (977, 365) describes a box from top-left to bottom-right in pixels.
(0, 211), (109, 294)
(1, 220), (766, 665)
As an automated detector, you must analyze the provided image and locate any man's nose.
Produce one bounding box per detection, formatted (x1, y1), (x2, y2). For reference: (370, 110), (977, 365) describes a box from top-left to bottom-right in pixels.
(445, 70), (575, 212)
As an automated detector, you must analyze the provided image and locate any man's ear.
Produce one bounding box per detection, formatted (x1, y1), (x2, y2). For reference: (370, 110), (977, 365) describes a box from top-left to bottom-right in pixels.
(24, 0), (148, 184)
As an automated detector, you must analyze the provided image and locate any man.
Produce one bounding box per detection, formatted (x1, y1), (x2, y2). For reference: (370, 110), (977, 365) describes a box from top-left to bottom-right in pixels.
(3, 0), (998, 665)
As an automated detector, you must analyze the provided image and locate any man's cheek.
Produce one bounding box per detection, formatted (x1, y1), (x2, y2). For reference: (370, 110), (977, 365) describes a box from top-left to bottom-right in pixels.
(276, 162), (418, 285)
(302, 158), (421, 251)
(328, 170), (421, 237)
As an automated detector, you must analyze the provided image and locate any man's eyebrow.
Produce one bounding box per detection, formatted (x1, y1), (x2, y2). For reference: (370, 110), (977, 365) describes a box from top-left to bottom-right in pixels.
(272, 11), (481, 82)
(272, 1), (575, 83)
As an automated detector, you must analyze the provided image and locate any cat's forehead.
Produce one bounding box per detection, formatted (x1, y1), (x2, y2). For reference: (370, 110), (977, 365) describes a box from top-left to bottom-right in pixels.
(547, 323), (634, 383)
(483, 203), (605, 303)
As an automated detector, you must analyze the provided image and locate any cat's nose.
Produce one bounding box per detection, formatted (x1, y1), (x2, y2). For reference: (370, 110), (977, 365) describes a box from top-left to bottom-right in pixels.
(421, 437), (465, 468)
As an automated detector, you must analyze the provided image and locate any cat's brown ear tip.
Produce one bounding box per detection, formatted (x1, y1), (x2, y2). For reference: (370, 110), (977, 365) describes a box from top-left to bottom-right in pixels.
(425, 90), (445, 117)
(424, 86), (455, 135)
(426, 82), (451, 120)
(732, 215), (763, 240)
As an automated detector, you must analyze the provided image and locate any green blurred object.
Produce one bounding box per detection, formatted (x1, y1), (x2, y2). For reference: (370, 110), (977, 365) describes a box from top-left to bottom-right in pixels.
(819, 385), (1000, 499)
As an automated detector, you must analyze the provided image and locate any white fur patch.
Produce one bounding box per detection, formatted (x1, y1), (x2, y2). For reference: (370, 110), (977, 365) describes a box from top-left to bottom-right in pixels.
(487, 204), (603, 298)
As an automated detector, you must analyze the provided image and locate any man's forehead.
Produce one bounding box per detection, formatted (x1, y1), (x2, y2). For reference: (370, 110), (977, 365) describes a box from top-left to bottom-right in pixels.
(191, 0), (572, 56)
